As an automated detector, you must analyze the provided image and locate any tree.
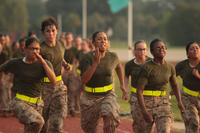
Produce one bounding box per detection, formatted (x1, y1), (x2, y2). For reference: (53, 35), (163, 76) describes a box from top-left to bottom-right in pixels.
(26, 0), (46, 36)
(163, 1), (200, 45)
(0, 0), (29, 33)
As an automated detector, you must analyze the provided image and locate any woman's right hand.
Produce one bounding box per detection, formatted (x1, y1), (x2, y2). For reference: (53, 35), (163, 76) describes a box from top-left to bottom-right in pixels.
(142, 111), (154, 123)
(93, 48), (101, 64)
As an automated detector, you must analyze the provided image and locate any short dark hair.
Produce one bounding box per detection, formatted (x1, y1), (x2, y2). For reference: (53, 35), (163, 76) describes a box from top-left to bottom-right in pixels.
(92, 31), (106, 43)
(28, 31), (37, 37)
(134, 40), (146, 49)
(25, 37), (40, 48)
(19, 37), (26, 44)
(150, 38), (162, 52)
(0, 33), (5, 38)
(41, 17), (58, 32)
(186, 41), (199, 54)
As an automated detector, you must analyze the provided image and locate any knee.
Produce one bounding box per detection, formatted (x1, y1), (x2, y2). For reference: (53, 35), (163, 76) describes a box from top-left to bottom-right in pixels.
(37, 117), (45, 128)
(31, 116), (44, 131)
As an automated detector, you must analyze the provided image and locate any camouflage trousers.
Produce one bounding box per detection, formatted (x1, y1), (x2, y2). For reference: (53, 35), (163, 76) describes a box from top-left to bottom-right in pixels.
(40, 81), (67, 133)
(63, 71), (82, 115)
(11, 97), (44, 133)
(130, 93), (173, 133)
(0, 73), (13, 111)
(181, 91), (200, 133)
(80, 91), (120, 133)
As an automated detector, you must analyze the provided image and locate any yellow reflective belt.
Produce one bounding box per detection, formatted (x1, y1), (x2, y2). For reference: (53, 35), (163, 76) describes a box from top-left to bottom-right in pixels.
(69, 64), (81, 74)
(183, 86), (200, 97)
(85, 84), (113, 93)
(44, 75), (62, 82)
(132, 87), (166, 96)
(16, 93), (41, 104)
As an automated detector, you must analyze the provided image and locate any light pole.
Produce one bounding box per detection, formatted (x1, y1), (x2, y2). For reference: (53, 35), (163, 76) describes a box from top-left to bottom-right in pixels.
(82, 0), (87, 39)
(128, 0), (133, 60)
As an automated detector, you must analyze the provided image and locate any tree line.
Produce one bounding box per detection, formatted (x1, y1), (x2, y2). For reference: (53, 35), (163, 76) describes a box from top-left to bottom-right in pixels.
(0, 0), (199, 46)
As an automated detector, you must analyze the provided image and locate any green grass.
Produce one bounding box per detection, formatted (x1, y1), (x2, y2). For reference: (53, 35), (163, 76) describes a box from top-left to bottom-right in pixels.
(114, 73), (184, 121)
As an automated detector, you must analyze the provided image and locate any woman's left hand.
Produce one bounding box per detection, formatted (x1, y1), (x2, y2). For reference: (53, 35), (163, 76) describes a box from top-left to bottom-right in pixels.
(178, 101), (185, 113)
(192, 69), (200, 79)
(121, 86), (128, 100)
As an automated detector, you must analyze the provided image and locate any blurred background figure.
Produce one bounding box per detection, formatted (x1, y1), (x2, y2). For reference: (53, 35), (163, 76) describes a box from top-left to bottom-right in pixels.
(13, 38), (26, 58)
(59, 32), (67, 46)
(28, 31), (37, 38)
(65, 32), (74, 50)
(81, 39), (91, 54)
(73, 36), (82, 51)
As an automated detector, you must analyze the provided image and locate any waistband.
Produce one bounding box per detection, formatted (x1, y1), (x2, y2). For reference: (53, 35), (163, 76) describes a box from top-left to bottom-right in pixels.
(183, 86), (200, 97)
(16, 93), (41, 104)
(69, 64), (81, 74)
(44, 75), (62, 82)
(85, 84), (113, 93)
(132, 87), (166, 96)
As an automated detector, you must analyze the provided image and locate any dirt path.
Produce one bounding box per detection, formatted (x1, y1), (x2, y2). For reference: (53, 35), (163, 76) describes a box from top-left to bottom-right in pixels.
(0, 114), (182, 133)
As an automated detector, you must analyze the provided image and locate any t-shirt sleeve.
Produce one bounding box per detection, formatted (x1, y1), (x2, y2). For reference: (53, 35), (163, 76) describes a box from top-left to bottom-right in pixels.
(0, 59), (16, 73)
(45, 60), (54, 71)
(42, 60), (54, 77)
(175, 62), (182, 77)
(78, 54), (92, 76)
(112, 52), (120, 69)
(125, 62), (130, 77)
(137, 65), (149, 86)
(170, 64), (177, 82)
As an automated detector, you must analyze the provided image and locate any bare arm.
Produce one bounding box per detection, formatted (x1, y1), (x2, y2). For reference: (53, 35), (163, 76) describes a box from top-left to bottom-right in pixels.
(35, 53), (56, 85)
(115, 64), (127, 100)
(124, 75), (129, 92)
(62, 59), (71, 72)
(170, 78), (185, 113)
(137, 83), (153, 123)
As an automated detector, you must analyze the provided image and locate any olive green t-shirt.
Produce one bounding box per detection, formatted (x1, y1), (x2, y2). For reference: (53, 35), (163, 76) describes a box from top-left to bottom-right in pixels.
(13, 49), (25, 58)
(137, 60), (176, 91)
(0, 58), (53, 97)
(64, 47), (79, 64)
(125, 56), (151, 88)
(0, 46), (10, 65)
(175, 59), (200, 91)
(79, 51), (120, 87)
(40, 40), (65, 76)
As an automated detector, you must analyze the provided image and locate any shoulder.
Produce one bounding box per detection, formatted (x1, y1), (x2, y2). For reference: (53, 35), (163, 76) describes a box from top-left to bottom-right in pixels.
(125, 58), (135, 67)
(9, 58), (22, 63)
(2, 58), (22, 66)
(40, 41), (48, 50)
(80, 51), (93, 61)
(141, 60), (154, 71)
(57, 40), (65, 48)
(176, 59), (188, 68)
(146, 56), (152, 61)
(107, 51), (119, 60)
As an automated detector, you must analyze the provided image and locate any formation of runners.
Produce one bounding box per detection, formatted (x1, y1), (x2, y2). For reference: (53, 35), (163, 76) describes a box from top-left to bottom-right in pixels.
(0, 16), (200, 133)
